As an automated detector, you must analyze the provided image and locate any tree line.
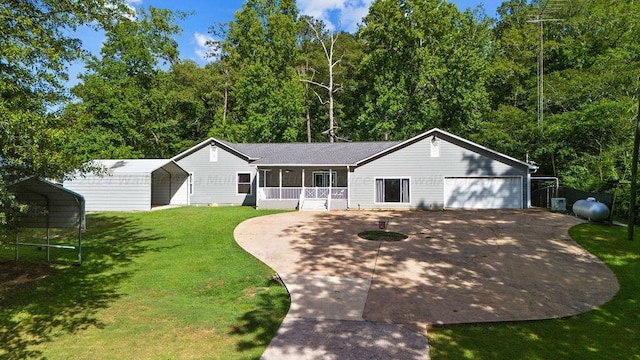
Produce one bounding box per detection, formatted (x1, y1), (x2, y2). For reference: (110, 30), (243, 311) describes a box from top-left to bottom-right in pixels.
(1, 0), (639, 221)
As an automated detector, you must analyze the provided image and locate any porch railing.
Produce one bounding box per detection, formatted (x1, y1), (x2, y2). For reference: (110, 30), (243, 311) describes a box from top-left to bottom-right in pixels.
(259, 187), (347, 200)
(259, 187), (302, 200)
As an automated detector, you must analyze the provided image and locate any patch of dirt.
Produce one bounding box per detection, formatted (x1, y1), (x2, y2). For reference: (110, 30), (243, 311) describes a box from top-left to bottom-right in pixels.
(0, 260), (53, 296)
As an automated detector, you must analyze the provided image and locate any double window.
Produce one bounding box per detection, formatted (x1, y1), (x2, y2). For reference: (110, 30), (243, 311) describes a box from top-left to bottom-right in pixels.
(375, 178), (410, 203)
(237, 173), (252, 194)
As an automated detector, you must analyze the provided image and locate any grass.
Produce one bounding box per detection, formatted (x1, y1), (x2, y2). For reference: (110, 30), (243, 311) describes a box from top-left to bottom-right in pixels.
(357, 230), (408, 241)
(428, 223), (640, 360)
(0, 207), (290, 360)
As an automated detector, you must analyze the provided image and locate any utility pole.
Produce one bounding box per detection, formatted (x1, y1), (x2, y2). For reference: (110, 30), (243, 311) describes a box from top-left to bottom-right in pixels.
(528, 16), (561, 128)
(628, 96), (640, 241)
(537, 17), (543, 127)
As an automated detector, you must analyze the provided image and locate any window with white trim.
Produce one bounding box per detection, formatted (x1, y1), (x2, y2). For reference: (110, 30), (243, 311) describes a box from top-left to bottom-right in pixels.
(209, 145), (218, 162)
(375, 178), (410, 203)
(237, 173), (252, 194)
(189, 172), (194, 195)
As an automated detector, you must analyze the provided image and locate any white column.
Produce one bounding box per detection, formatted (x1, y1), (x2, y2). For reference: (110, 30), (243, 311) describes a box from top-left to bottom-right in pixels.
(301, 168), (305, 200)
(328, 168), (332, 211)
(279, 168), (283, 200)
(346, 166), (351, 209)
(256, 168), (260, 208)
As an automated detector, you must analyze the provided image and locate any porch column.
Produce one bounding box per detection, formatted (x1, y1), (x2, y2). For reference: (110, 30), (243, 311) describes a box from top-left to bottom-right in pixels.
(328, 168), (332, 211)
(256, 168), (260, 208)
(279, 168), (283, 200)
(347, 166), (351, 209)
(301, 168), (305, 200)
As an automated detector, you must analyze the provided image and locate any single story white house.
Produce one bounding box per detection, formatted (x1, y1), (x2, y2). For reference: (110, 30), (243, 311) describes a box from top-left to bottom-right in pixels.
(172, 128), (538, 211)
(64, 159), (189, 211)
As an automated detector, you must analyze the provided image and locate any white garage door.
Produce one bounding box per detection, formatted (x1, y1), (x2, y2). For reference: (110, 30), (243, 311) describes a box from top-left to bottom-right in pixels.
(444, 177), (522, 209)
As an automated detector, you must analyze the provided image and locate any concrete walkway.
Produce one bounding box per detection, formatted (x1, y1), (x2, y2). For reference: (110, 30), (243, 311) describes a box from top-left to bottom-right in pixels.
(234, 209), (619, 359)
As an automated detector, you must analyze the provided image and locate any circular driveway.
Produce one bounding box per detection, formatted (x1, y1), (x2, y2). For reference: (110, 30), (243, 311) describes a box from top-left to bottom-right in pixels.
(234, 209), (619, 359)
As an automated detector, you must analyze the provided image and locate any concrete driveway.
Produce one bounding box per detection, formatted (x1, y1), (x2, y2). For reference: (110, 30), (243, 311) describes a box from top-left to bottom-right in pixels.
(234, 209), (619, 359)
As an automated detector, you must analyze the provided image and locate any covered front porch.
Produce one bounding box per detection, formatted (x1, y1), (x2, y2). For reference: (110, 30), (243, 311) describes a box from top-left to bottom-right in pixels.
(256, 166), (349, 210)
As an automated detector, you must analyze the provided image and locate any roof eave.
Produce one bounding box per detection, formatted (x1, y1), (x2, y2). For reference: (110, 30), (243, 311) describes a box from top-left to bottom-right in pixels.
(355, 128), (535, 169)
(252, 163), (356, 167)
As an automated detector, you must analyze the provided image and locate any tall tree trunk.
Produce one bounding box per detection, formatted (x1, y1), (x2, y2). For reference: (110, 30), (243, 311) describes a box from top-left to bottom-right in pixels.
(328, 54), (334, 143)
(306, 81), (311, 143)
(222, 68), (229, 126)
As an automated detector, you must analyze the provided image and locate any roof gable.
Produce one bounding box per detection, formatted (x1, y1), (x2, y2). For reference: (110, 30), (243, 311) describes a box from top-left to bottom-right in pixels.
(356, 128), (537, 170)
(172, 138), (256, 162)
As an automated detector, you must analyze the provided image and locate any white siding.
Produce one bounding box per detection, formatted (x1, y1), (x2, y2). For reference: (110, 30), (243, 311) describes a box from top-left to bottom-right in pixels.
(65, 173), (151, 211)
(175, 143), (257, 206)
(350, 134), (528, 209)
(171, 175), (189, 205)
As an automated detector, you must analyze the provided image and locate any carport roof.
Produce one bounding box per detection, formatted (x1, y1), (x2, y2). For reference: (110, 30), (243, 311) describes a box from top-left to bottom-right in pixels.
(91, 159), (188, 174)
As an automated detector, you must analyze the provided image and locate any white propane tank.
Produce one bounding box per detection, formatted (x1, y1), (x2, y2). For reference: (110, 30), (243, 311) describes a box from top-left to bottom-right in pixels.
(572, 197), (610, 221)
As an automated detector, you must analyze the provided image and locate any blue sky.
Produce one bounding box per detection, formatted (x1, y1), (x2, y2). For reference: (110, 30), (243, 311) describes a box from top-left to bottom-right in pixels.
(70, 0), (503, 84)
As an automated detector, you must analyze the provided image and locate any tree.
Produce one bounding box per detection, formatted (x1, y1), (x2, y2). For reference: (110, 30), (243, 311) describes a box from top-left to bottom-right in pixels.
(298, 18), (344, 142)
(354, 0), (491, 141)
(220, 0), (304, 142)
(1, 0), (133, 225)
(67, 7), (183, 158)
(477, 0), (640, 219)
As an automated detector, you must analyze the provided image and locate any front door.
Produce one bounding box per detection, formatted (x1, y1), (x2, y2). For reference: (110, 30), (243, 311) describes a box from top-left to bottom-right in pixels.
(313, 171), (337, 187)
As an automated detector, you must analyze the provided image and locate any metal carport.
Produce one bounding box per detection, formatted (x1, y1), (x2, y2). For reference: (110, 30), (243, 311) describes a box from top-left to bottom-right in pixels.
(7, 177), (85, 265)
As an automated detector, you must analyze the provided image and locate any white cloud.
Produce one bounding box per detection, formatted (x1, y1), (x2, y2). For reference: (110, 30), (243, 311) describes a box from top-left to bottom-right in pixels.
(126, 0), (143, 4)
(193, 32), (216, 61)
(297, 0), (372, 32)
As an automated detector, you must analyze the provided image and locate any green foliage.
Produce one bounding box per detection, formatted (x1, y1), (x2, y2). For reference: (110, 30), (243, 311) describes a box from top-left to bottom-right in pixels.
(0, 0), (131, 179)
(68, 7), (183, 159)
(0, 0), (137, 225)
(474, 0), (640, 219)
(221, 0), (305, 142)
(354, 0), (492, 140)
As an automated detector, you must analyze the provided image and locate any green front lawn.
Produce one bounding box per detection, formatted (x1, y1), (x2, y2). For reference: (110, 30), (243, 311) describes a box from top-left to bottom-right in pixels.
(3, 209), (638, 359)
(428, 223), (640, 359)
(0, 207), (290, 359)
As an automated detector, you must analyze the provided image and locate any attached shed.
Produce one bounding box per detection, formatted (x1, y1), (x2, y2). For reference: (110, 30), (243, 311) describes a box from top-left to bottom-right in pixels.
(8, 177), (85, 264)
(64, 159), (189, 212)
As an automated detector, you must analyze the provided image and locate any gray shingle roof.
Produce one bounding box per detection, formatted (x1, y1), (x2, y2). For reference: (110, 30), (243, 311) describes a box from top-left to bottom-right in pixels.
(217, 140), (402, 165)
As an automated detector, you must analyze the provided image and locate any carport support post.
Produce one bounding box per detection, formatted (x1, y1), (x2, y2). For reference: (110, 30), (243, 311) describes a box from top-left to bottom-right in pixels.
(78, 225), (82, 265)
(628, 96), (640, 241)
(46, 228), (50, 262)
